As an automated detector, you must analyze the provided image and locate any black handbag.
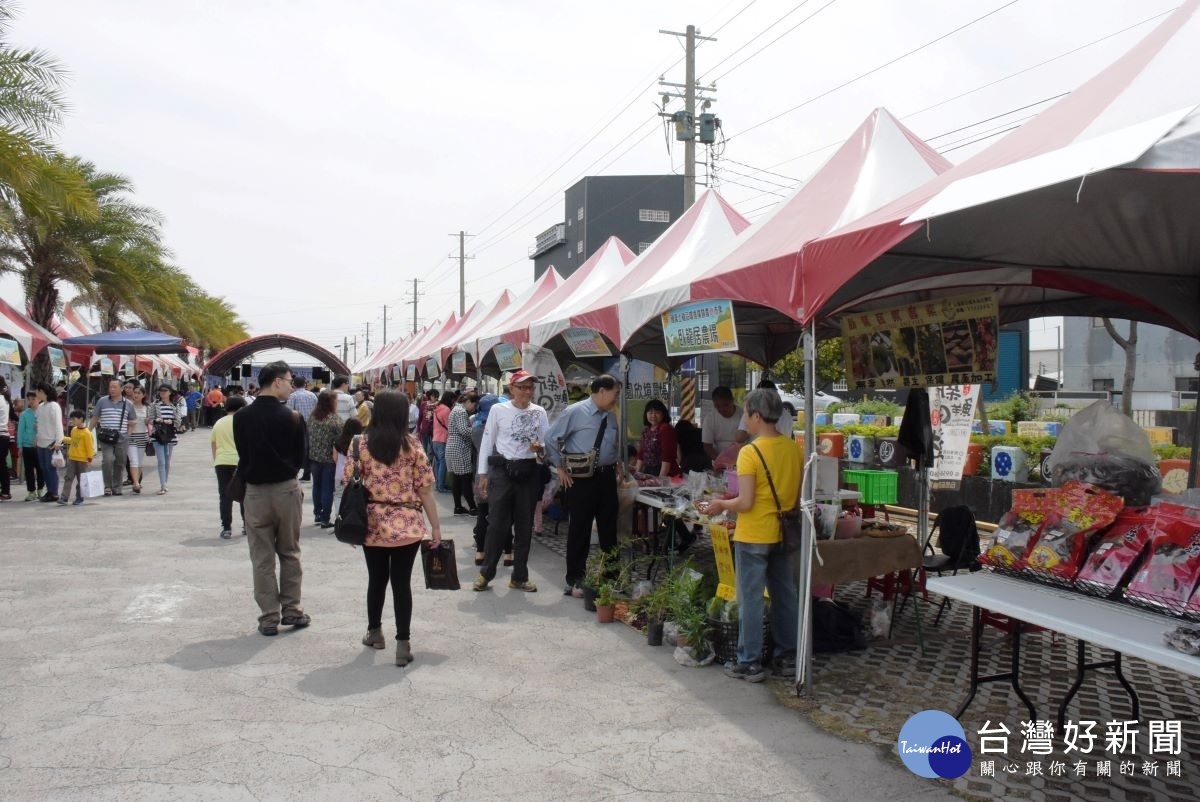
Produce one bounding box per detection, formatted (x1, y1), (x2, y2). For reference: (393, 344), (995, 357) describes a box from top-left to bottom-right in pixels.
(335, 436), (369, 546)
(97, 400), (128, 445)
(749, 443), (803, 554)
(421, 540), (461, 590)
(144, 440), (155, 457)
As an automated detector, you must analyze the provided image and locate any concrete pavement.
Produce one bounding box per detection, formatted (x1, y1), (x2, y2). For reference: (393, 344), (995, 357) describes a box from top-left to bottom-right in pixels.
(0, 430), (959, 801)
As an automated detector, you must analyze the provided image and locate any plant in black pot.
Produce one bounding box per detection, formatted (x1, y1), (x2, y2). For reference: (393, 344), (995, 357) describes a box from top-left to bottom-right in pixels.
(640, 582), (673, 646)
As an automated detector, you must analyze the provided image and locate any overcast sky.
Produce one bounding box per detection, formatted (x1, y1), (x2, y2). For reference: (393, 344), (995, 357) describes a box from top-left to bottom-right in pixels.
(2, 0), (1177, 363)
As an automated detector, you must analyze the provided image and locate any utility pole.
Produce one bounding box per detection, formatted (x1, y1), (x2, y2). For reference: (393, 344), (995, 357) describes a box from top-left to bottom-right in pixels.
(351, 336), (357, 365)
(343, 336), (348, 365)
(382, 304), (388, 347)
(408, 278), (422, 334)
(449, 231), (474, 316)
(364, 322), (371, 356)
(659, 25), (717, 210)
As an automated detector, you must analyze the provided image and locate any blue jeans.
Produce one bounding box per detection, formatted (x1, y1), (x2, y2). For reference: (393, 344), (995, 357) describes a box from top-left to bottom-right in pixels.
(153, 442), (174, 487)
(733, 541), (800, 665)
(37, 446), (60, 498)
(431, 441), (448, 492)
(311, 460), (335, 523)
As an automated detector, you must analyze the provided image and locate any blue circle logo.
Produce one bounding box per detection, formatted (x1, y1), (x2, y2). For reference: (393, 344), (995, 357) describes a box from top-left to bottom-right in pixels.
(995, 451), (1013, 476)
(850, 439), (862, 458)
(897, 710), (972, 779)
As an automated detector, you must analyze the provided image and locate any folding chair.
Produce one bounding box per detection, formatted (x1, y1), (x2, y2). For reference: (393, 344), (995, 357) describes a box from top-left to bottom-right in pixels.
(919, 504), (981, 626)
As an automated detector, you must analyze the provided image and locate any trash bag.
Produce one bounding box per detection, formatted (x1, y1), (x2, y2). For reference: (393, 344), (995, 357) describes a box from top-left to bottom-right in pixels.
(1046, 401), (1160, 506)
(867, 598), (892, 640)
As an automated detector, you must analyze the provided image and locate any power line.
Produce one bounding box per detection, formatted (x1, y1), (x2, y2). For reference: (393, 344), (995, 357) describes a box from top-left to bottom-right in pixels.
(923, 97), (1063, 141)
(728, 0), (1023, 141)
(719, 165), (796, 190)
(709, 0), (842, 84)
(700, 0), (816, 79)
(721, 158), (800, 183)
(937, 122), (1025, 154)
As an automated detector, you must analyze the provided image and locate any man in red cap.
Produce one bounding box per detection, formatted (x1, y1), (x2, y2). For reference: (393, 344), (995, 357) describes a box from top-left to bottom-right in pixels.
(473, 370), (548, 593)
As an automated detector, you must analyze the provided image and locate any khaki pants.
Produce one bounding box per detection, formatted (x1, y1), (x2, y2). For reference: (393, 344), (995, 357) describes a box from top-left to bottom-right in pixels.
(244, 478), (304, 625)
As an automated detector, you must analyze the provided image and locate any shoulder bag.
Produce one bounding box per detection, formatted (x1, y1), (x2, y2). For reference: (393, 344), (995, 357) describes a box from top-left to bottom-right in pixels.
(97, 400), (127, 445)
(335, 435), (369, 546)
(748, 442), (802, 554)
(151, 403), (176, 445)
(562, 414), (608, 479)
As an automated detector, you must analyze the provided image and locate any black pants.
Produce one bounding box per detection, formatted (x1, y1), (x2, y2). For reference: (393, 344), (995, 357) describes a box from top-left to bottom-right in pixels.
(564, 468), (619, 587)
(451, 472), (476, 511)
(473, 501), (514, 554)
(0, 436), (10, 496)
(363, 542), (422, 639)
(22, 446), (43, 493)
(480, 465), (540, 583)
(214, 464), (244, 530)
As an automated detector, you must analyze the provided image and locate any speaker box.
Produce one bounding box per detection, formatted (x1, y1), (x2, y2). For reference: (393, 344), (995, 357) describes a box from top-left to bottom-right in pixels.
(230, 367), (241, 380)
(242, 363), (253, 381)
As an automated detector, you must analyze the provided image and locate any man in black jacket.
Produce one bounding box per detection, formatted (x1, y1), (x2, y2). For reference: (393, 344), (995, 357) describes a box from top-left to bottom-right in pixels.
(233, 360), (309, 636)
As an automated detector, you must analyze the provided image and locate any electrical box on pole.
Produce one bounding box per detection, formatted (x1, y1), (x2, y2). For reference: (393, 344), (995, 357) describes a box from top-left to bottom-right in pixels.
(698, 113), (719, 144)
(672, 111), (694, 142)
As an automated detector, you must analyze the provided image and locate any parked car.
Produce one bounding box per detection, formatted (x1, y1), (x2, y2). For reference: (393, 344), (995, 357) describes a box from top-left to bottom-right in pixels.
(779, 390), (842, 414)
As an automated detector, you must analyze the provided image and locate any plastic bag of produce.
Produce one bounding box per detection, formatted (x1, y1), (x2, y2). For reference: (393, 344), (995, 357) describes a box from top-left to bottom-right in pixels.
(1021, 482), (1124, 582)
(1046, 400), (1160, 505)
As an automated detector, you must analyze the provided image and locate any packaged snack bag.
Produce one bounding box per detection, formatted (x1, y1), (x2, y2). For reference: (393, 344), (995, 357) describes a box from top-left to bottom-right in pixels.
(986, 509), (1045, 568)
(1021, 482), (1124, 582)
(1125, 517), (1200, 613)
(1075, 507), (1155, 597)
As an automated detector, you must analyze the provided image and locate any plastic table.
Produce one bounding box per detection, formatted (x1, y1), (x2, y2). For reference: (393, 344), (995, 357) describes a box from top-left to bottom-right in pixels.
(927, 572), (1200, 727)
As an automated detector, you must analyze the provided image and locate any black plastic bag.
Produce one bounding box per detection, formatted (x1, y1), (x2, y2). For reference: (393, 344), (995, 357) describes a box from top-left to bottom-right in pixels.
(812, 598), (867, 653)
(421, 540), (461, 590)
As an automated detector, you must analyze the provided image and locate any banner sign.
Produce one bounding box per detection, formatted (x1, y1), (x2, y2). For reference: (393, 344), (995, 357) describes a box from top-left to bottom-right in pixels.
(929, 384), (981, 490)
(450, 351), (467, 374)
(390, 365), (401, 382)
(98, 357), (115, 375)
(625, 359), (672, 401)
(662, 300), (738, 357)
(561, 327), (612, 358)
(405, 364), (416, 382)
(121, 360), (134, 376)
(493, 342), (521, 371)
(47, 346), (68, 370)
(0, 336), (20, 366)
(841, 292), (999, 390)
(521, 344), (569, 422)
(425, 358), (440, 379)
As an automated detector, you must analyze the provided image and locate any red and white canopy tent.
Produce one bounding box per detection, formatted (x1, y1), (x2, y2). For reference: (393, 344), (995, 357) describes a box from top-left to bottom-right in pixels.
(396, 312), (463, 374)
(0, 297), (65, 366)
(529, 190), (750, 361)
(438, 290), (515, 375)
(353, 326), (429, 376)
(460, 268), (561, 374)
(617, 108), (951, 366)
(801, 0), (1200, 336)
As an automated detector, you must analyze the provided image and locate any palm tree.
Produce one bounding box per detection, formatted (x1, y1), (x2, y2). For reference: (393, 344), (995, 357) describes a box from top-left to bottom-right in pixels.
(0, 1), (96, 228)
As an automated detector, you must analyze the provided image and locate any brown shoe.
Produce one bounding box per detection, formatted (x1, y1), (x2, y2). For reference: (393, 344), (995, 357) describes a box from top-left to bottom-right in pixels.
(362, 628), (384, 649)
(395, 640), (412, 667)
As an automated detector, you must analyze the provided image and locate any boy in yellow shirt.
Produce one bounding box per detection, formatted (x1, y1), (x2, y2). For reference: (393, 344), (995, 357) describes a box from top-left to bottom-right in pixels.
(59, 410), (96, 506)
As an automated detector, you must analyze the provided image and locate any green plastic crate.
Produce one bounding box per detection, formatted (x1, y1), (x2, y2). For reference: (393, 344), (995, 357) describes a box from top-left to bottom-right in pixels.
(842, 469), (899, 505)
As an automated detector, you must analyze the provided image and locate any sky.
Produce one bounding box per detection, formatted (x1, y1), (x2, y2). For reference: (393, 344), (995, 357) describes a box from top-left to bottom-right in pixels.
(2, 0), (1179, 365)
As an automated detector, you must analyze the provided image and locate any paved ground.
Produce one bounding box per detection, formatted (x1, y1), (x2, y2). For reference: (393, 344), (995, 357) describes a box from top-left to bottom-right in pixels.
(0, 431), (958, 802)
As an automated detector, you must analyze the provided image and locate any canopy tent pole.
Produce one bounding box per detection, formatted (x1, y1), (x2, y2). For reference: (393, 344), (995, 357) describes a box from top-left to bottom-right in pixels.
(619, 353), (630, 473)
(796, 324), (817, 696)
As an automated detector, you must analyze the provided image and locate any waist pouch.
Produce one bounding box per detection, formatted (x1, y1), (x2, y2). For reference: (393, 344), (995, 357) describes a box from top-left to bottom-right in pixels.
(505, 458), (538, 483)
(562, 450), (598, 479)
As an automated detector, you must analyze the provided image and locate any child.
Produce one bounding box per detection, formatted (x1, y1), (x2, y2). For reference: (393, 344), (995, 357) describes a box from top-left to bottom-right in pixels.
(59, 410), (96, 506)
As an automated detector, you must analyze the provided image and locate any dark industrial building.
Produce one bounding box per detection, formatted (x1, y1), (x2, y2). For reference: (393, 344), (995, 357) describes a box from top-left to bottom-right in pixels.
(530, 175), (685, 279)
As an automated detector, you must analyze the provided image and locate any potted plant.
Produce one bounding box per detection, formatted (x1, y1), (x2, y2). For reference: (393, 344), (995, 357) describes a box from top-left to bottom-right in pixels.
(641, 582), (673, 646)
(582, 549), (613, 613)
(595, 583), (617, 624)
(675, 601), (711, 660)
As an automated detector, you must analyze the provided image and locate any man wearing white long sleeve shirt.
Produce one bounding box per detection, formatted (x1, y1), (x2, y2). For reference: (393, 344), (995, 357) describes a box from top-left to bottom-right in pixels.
(473, 370), (548, 593)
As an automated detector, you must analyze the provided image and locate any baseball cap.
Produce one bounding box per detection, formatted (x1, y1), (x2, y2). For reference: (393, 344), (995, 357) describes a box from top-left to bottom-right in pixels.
(507, 370), (537, 385)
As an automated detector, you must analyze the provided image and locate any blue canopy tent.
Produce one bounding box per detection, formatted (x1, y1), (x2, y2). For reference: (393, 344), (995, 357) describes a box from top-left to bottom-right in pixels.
(60, 328), (188, 357)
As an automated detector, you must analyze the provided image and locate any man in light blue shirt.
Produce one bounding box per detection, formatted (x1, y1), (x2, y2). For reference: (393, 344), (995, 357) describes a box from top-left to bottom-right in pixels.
(544, 374), (621, 595)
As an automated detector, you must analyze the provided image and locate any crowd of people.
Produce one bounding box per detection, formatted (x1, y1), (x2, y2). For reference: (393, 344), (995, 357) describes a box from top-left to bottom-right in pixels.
(5, 364), (803, 682)
(0, 376), (197, 504)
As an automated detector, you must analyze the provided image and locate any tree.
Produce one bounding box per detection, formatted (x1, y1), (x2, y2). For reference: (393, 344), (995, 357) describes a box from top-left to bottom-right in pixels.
(1101, 318), (1138, 416)
(0, 2), (96, 229)
(769, 336), (845, 391)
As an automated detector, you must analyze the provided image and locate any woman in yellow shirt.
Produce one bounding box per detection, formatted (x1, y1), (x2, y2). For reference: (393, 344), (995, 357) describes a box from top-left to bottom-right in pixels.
(698, 388), (801, 683)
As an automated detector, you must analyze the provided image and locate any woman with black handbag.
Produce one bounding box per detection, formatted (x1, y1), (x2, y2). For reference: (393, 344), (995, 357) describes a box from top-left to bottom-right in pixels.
(149, 386), (180, 495)
(697, 388), (802, 683)
(342, 390), (442, 667)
